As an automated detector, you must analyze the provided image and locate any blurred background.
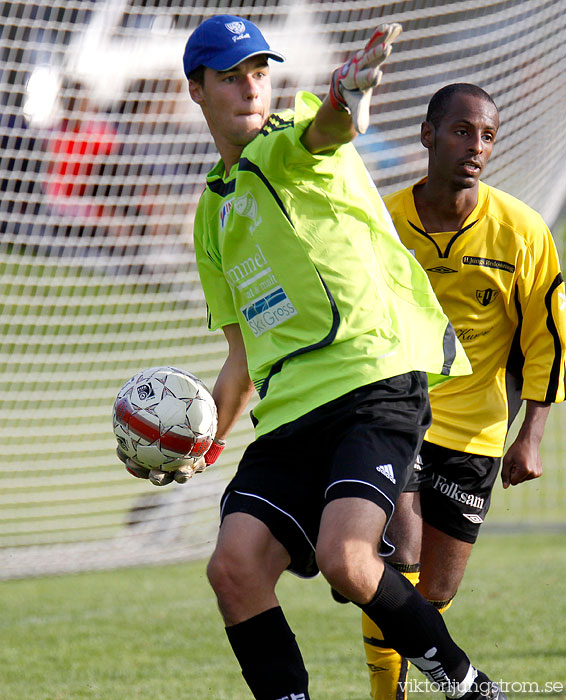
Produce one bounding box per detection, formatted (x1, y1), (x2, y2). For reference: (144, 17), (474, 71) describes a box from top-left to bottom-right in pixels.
(1, 0), (565, 579)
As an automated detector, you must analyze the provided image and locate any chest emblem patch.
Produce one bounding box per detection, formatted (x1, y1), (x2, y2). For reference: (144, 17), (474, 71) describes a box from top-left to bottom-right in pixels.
(234, 192), (262, 233)
(476, 288), (499, 306)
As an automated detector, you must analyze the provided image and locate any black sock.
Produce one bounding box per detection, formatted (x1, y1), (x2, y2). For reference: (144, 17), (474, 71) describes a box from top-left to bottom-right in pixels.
(358, 563), (472, 692)
(225, 606), (310, 700)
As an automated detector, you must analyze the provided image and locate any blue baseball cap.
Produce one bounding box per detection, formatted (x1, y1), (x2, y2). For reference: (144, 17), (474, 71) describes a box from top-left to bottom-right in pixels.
(183, 15), (285, 78)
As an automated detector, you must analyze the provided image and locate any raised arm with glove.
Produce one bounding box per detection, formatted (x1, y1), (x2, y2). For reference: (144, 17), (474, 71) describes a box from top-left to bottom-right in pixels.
(329, 23), (402, 134)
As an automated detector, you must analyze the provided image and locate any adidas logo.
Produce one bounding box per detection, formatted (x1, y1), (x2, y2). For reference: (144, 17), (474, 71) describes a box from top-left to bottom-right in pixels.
(375, 463), (396, 484)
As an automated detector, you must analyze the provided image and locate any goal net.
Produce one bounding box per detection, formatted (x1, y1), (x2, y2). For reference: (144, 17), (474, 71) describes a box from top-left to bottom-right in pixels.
(1, 0), (565, 579)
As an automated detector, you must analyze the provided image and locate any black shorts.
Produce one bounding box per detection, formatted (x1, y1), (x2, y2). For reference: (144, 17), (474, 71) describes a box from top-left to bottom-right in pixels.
(221, 371), (431, 578)
(404, 440), (501, 543)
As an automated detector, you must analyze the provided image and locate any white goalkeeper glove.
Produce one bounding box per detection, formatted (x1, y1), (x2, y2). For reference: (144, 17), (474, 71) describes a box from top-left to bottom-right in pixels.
(329, 23), (402, 134)
(117, 439), (226, 487)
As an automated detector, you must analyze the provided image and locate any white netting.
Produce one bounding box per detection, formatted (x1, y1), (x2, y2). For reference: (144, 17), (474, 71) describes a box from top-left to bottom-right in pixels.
(1, 0), (565, 579)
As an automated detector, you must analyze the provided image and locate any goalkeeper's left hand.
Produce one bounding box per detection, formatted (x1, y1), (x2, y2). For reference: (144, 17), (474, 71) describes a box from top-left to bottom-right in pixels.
(329, 23), (402, 134)
(117, 438), (226, 486)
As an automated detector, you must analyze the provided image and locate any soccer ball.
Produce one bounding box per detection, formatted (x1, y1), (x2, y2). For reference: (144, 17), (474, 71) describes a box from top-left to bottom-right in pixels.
(113, 366), (217, 471)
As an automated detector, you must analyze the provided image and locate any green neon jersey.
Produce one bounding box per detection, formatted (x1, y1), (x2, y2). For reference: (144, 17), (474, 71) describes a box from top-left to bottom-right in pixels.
(194, 92), (471, 437)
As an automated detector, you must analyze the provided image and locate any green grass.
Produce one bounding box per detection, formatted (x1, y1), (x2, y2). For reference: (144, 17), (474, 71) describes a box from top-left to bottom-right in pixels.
(1, 533), (565, 700)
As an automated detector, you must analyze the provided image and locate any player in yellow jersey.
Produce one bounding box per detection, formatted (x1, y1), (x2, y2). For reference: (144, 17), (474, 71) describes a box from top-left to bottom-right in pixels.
(361, 83), (566, 700)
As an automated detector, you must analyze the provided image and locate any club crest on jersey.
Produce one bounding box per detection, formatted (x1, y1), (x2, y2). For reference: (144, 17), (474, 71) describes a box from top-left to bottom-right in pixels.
(220, 199), (233, 229)
(475, 288), (499, 306)
(234, 192), (262, 233)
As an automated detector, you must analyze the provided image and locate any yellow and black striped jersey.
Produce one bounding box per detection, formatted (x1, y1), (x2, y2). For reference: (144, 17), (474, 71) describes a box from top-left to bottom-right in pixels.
(385, 179), (566, 456)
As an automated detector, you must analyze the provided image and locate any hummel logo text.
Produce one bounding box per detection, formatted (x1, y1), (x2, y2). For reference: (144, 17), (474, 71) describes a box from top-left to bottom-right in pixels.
(376, 463), (396, 484)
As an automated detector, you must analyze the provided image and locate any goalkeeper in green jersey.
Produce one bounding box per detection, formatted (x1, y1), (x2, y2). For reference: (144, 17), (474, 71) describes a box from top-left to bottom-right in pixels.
(124, 15), (508, 700)
(361, 83), (566, 700)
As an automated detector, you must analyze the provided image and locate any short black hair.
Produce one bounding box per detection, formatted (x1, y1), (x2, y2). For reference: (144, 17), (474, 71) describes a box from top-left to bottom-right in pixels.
(188, 65), (205, 85)
(426, 84), (498, 128)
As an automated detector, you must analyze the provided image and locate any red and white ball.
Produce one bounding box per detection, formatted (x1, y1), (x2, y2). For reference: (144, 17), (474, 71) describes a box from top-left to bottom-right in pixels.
(113, 366), (217, 471)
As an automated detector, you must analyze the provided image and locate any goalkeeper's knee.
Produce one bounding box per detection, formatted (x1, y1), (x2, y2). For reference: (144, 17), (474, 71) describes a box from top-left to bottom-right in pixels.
(362, 563), (420, 700)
